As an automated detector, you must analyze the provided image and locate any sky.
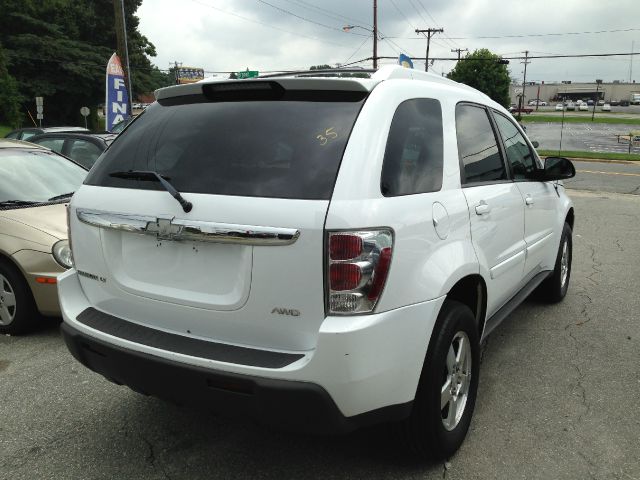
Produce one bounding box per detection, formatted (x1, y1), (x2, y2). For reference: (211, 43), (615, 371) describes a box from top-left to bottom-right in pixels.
(137, 0), (639, 84)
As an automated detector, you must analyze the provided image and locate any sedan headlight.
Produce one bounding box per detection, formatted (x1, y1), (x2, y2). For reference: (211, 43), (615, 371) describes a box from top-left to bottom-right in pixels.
(52, 240), (74, 269)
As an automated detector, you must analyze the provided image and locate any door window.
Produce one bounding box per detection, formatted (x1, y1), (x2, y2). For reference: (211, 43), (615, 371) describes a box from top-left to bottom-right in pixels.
(380, 98), (443, 196)
(493, 113), (538, 180)
(455, 104), (507, 184)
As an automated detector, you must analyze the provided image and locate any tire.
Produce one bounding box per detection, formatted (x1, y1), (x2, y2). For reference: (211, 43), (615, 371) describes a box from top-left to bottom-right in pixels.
(0, 259), (38, 335)
(537, 222), (572, 303)
(400, 300), (480, 460)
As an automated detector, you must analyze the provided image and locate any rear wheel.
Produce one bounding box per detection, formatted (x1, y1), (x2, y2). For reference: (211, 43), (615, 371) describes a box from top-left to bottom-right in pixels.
(400, 300), (480, 460)
(0, 260), (38, 335)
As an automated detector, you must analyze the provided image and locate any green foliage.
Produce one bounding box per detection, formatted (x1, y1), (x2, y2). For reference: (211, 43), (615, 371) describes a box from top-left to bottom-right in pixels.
(447, 49), (511, 108)
(0, 0), (170, 126)
(310, 64), (332, 70)
(0, 43), (22, 127)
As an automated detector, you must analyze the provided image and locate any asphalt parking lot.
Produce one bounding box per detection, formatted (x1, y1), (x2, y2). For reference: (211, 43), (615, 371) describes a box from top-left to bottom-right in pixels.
(2, 186), (640, 479)
(527, 122), (640, 154)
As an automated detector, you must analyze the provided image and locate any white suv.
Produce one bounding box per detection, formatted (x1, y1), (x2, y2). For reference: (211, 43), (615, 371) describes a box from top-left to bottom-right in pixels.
(59, 66), (575, 459)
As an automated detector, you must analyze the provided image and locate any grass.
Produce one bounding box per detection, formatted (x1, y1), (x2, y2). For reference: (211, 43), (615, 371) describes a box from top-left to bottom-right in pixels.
(537, 149), (640, 161)
(521, 115), (640, 125)
(0, 124), (12, 137)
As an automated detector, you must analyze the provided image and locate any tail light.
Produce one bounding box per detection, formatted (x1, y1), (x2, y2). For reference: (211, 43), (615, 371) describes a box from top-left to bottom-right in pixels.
(326, 230), (393, 315)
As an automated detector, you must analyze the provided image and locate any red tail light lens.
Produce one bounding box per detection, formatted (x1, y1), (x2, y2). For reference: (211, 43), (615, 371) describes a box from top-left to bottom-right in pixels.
(330, 234), (363, 260)
(330, 263), (362, 291)
(326, 229), (393, 315)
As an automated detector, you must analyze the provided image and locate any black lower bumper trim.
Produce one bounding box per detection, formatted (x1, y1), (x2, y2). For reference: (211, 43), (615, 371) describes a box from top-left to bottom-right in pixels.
(76, 307), (303, 368)
(61, 322), (412, 434)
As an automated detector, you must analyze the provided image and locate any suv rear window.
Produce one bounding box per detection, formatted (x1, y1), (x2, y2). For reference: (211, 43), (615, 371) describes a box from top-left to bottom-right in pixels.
(85, 91), (366, 200)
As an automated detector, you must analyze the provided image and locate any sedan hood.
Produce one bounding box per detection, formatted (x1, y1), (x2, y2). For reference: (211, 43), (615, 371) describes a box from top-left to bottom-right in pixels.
(0, 203), (68, 241)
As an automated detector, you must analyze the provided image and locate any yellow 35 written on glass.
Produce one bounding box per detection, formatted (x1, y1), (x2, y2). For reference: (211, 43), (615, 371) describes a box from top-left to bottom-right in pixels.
(316, 127), (338, 145)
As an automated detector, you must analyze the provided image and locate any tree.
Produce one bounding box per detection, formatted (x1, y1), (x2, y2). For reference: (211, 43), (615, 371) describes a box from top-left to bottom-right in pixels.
(0, 43), (22, 127)
(0, 0), (170, 127)
(447, 49), (510, 108)
(310, 64), (332, 70)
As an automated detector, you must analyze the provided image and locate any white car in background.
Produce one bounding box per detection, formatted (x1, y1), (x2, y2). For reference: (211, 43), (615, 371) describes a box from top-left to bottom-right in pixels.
(578, 103), (589, 111)
(59, 66), (576, 460)
(555, 103), (564, 111)
(602, 103), (611, 112)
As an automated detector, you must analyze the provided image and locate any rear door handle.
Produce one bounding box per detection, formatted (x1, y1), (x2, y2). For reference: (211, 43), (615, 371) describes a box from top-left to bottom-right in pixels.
(475, 201), (491, 215)
(525, 195), (534, 205)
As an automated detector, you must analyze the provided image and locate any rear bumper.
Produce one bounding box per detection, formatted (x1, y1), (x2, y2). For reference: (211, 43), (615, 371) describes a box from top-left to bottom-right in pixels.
(58, 269), (445, 429)
(61, 321), (409, 434)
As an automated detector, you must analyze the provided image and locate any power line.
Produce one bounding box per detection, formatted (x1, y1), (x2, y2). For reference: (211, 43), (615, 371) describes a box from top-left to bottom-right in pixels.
(278, 0), (371, 28)
(387, 27), (640, 40)
(251, 0), (368, 35)
(387, 0), (417, 31)
(343, 35), (374, 64)
(188, 0), (349, 47)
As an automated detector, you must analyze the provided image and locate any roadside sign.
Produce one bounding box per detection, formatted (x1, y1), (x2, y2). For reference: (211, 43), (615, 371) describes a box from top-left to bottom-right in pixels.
(177, 67), (204, 84)
(235, 70), (259, 79)
(80, 107), (90, 117)
(36, 106), (43, 114)
(36, 113), (43, 120)
(35, 96), (43, 106)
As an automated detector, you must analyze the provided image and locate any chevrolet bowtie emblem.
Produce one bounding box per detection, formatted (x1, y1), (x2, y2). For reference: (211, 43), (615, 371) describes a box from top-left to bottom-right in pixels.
(145, 217), (181, 240)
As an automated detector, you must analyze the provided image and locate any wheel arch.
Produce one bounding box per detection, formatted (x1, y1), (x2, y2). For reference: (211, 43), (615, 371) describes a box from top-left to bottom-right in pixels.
(565, 207), (575, 230)
(445, 274), (488, 338)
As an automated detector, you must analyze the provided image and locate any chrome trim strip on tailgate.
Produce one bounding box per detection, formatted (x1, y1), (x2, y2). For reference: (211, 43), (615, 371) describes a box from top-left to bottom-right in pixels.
(76, 209), (300, 246)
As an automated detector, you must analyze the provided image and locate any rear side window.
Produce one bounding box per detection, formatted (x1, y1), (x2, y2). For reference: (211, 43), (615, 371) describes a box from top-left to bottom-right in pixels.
(68, 139), (103, 169)
(455, 104), (507, 184)
(381, 98), (443, 196)
(86, 92), (366, 200)
(34, 138), (65, 153)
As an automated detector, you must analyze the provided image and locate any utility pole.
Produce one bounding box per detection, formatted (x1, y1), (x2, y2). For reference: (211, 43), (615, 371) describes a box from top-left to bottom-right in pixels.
(373, 0), (378, 70)
(113, 0), (133, 112)
(519, 50), (530, 120)
(415, 28), (444, 72)
(451, 48), (468, 61)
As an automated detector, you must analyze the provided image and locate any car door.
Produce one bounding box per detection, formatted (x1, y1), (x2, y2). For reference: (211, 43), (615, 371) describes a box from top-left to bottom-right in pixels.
(455, 103), (526, 318)
(491, 111), (558, 278)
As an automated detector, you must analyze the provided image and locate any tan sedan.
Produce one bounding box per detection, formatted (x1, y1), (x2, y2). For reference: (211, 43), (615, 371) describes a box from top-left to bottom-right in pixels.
(0, 139), (86, 334)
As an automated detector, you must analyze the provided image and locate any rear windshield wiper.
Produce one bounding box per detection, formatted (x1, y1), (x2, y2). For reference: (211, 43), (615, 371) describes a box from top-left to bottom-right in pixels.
(0, 200), (40, 207)
(48, 192), (74, 202)
(108, 170), (193, 213)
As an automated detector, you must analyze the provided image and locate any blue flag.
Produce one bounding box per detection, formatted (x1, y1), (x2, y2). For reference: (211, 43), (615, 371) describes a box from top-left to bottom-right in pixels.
(105, 53), (130, 132)
(398, 54), (414, 69)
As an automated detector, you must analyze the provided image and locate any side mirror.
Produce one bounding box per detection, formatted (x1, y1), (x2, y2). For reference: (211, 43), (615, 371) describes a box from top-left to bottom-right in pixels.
(531, 140), (539, 148)
(542, 156), (575, 180)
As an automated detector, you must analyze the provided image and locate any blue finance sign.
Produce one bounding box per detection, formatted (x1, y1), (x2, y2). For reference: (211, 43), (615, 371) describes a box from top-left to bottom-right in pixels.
(105, 53), (130, 132)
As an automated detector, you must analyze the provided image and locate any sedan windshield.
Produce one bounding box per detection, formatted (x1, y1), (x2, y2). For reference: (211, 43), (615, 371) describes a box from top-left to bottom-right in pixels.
(0, 149), (87, 204)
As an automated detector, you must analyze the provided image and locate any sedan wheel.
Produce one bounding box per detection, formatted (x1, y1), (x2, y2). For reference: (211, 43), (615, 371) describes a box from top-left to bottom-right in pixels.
(0, 273), (17, 326)
(0, 261), (38, 334)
